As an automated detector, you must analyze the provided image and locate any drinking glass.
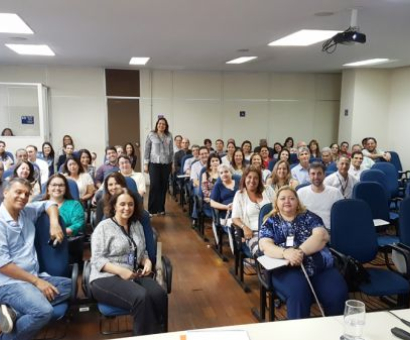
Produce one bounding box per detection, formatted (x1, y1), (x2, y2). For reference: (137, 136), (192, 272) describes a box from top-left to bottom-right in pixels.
(340, 300), (366, 340)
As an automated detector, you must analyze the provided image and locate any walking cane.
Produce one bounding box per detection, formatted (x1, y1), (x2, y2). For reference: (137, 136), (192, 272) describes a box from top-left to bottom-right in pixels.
(300, 262), (326, 317)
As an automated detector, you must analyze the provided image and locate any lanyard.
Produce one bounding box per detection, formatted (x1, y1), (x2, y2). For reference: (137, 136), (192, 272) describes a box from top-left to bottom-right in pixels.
(112, 218), (138, 271)
(336, 173), (349, 198)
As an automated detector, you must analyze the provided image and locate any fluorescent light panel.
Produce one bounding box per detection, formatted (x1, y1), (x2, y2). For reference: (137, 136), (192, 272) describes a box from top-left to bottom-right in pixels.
(343, 58), (390, 67)
(0, 13), (33, 34)
(269, 29), (341, 46)
(5, 44), (55, 56)
(129, 57), (150, 65)
(226, 56), (258, 64)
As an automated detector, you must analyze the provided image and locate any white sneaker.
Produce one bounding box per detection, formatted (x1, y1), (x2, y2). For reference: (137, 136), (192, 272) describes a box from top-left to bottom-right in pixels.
(0, 304), (16, 334)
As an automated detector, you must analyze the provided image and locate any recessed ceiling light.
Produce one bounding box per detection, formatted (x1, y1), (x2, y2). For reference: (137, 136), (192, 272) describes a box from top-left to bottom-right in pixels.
(268, 29), (341, 46)
(129, 57), (150, 65)
(5, 44), (55, 56)
(0, 13), (33, 34)
(343, 58), (391, 67)
(226, 56), (258, 64)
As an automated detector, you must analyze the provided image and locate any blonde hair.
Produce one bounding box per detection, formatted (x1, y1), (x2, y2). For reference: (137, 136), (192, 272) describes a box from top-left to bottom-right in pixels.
(269, 160), (292, 189)
(263, 185), (306, 223)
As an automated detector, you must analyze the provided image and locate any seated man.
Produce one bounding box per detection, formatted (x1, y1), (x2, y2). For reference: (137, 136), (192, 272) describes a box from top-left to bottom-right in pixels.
(351, 144), (374, 169)
(320, 147), (334, 170)
(26, 145), (49, 186)
(349, 150), (365, 181)
(324, 156), (358, 199)
(0, 178), (71, 339)
(56, 143), (75, 171)
(190, 146), (209, 188)
(291, 147), (310, 185)
(215, 139), (225, 158)
(298, 162), (343, 230)
(362, 137), (391, 162)
(95, 146), (119, 188)
(183, 145), (200, 175)
(0, 141), (14, 171)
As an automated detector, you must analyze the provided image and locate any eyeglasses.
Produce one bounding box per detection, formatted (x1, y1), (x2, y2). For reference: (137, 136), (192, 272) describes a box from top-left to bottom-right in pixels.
(50, 183), (65, 188)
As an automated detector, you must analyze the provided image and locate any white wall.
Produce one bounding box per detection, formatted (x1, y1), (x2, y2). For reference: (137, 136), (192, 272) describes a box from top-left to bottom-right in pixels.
(0, 65), (107, 164)
(140, 70), (341, 150)
(388, 66), (410, 170)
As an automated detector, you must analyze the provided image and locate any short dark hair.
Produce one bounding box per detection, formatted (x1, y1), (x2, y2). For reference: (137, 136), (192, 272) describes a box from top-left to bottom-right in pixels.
(241, 140), (252, 149)
(203, 138), (212, 145)
(174, 135), (182, 141)
(351, 150), (363, 158)
(26, 145), (38, 152)
(118, 155), (132, 164)
(308, 161), (326, 173)
(106, 188), (143, 223)
(199, 146), (209, 153)
(105, 146), (117, 154)
(216, 139), (224, 145)
(367, 137), (377, 144)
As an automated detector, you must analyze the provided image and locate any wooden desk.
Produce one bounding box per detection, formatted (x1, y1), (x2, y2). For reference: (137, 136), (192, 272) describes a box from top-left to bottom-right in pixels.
(119, 309), (410, 340)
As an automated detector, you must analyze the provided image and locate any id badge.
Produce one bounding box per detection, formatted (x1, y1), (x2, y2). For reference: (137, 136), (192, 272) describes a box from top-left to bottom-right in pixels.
(127, 253), (134, 266)
(286, 236), (294, 247)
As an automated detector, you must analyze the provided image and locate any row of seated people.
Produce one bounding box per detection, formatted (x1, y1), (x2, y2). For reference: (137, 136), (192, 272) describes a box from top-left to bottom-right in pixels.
(0, 170), (167, 338)
(173, 135), (408, 319)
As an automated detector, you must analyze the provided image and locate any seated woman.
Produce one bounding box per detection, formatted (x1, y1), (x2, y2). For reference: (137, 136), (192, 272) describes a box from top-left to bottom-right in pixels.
(260, 146), (271, 169)
(118, 155), (146, 197)
(43, 174), (85, 264)
(201, 153), (221, 204)
(38, 141), (55, 176)
(11, 160), (41, 201)
(284, 137), (297, 154)
(95, 172), (127, 225)
(230, 149), (246, 176)
(232, 166), (275, 256)
(330, 143), (340, 162)
(259, 186), (347, 320)
(210, 164), (240, 225)
(64, 157), (95, 204)
(124, 142), (138, 170)
(278, 148), (291, 164)
(308, 139), (321, 159)
(78, 148), (96, 180)
(249, 153), (271, 183)
(266, 160), (299, 193)
(90, 188), (167, 335)
(241, 140), (253, 162)
(221, 141), (236, 166)
(272, 142), (282, 160)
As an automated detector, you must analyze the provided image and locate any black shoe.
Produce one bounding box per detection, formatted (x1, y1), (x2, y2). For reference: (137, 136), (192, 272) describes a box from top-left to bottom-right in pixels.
(0, 304), (16, 334)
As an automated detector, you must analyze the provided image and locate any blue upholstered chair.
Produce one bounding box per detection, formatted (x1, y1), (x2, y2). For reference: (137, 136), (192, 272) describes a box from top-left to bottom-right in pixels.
(34, 213), (78, 339)
(82, 211), (171, 335)
(330, 199), (410, 307)
(352, 181), (399, 247)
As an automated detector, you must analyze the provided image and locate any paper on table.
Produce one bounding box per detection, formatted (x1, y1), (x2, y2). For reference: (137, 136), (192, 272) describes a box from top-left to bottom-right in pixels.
(257, 255), (289, 270)
(373, 219), (390, 227)
(186, 330), (250, 340)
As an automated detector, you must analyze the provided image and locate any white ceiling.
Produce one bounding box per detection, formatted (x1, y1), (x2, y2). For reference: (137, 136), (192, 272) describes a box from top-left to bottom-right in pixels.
(0, 0), (410, 72)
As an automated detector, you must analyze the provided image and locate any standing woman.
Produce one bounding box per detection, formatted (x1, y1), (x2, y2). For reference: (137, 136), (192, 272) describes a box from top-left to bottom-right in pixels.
(90, 188), (167, 335)
(39, 141), (55, 176)
(58, 134), (75, 158)
(232, 165), (275, 256)
(144, 118), (173, 215)
(125, 142), (138, 169)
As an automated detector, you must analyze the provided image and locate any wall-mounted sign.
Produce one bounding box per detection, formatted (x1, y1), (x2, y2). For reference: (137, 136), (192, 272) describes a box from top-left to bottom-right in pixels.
(21, 116), (35, 124)
(239, 111), (246, 117)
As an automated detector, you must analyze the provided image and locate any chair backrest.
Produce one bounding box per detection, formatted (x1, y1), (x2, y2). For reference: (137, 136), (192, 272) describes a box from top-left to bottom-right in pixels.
(180, 154), (193, 175)
(289, 153), (298, 165)
(34, 213), (70, 277)
(326, 162), (337, 172)
(67, 178), (80, 200)
(140, 209), (157, 265)
(372, 162), (400, 197)
(360, 169), (390, 200)
(2, 168), (13, 180)
(268, 159), (276, 171)
(389, 151), (403, 176)
(125, 176), (138, 194)
(352, 181), (390, 221)
(309, 157), (321, 163)
(295, 182), (310, 191)
(5, 151), (14, 162)
(258, 203), (273, 228)
(399, 197), (410, 247)
(330, 199), (378, 263)
(197, 166), (207, 196)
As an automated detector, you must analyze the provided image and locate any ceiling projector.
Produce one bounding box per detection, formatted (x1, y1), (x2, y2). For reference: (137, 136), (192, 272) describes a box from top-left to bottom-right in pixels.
(333, 29), (366, 45)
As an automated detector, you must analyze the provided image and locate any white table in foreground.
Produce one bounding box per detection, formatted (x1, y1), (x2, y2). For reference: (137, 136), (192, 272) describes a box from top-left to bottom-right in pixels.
(119, 309), (410, 340)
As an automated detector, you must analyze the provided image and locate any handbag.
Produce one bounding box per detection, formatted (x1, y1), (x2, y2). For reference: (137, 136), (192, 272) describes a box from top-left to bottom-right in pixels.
(342, 256), (371, 291)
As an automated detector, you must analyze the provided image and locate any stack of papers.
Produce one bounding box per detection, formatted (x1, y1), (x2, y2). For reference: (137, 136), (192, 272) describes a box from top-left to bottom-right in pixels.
(373, 219), (390, 227)
(257, 255), (289, 270)
(186, 330), (250, 340)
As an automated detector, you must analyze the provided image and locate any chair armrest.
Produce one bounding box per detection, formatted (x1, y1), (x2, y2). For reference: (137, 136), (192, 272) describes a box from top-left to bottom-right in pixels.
(329, 247), (348, 273)
(162, 255), (172, 294)
(382, 243), (410, 278)
(70, 263), (79, 302)
(255, 255), (273, 290)
(231, 223), (244, 253)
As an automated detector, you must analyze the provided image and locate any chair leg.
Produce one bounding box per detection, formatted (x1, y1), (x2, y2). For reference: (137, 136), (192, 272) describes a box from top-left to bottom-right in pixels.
(251, 285), (266, 322)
